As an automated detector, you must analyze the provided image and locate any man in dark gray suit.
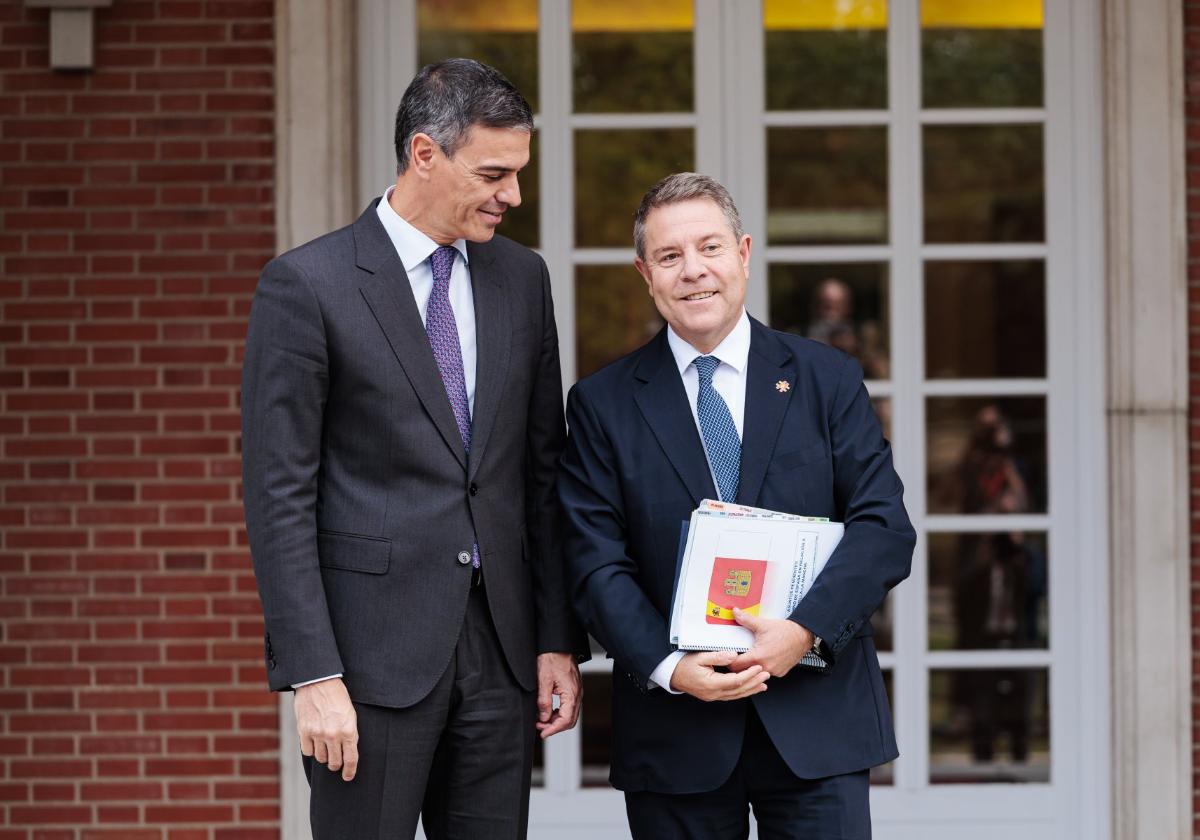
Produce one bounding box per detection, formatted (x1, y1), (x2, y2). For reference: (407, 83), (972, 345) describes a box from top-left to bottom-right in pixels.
(242, 59), (585, 839)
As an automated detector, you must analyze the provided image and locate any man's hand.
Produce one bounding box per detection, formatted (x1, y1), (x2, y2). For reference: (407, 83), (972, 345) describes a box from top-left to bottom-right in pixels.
(669, 650), (770, 701)
(295, 677), (358, 781)
(727, 609), (814, 679)
(535, 652), (582, 740)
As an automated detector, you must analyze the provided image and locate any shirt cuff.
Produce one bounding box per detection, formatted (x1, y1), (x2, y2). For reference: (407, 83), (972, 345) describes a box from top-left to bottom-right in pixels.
(648, 651), (687, 694)
(292, 673), (343, 689)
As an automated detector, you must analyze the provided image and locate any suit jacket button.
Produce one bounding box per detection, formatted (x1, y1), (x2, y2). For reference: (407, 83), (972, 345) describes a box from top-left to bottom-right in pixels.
(469, 483), (478, 497)
(457, 551), (471, 565)
(268, 659), (276, 671)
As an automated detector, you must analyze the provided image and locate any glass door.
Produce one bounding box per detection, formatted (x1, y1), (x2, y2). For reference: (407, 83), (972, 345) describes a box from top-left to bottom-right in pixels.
(347, 2), (1105, 838)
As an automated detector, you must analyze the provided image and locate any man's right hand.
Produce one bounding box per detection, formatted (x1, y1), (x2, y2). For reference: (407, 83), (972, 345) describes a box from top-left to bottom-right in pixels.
(295, 677), (358, 782)
(669, 650), (770, 701)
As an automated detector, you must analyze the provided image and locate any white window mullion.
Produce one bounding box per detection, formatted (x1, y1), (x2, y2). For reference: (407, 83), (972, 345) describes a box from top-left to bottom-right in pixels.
(886, 0), (927, 794)
(1044, 0), (1109, 836)
(693, 0), (725, 181)
(539, 0), (577, 404)
(727, 0), (768, 321)
(538, 0), (580, 792)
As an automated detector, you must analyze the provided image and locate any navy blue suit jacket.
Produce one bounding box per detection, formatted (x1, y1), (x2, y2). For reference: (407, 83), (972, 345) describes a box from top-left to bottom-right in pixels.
(559, 318), (915, 793)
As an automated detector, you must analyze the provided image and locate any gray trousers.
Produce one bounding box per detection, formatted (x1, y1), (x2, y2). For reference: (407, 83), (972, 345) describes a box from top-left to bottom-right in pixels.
(304, 584), (538, 839)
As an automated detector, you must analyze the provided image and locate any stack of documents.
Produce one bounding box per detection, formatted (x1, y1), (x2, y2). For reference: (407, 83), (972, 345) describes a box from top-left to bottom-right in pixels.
(668, 500), (844, 671)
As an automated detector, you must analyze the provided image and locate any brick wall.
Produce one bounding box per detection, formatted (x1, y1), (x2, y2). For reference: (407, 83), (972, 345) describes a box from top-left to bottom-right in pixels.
(0, 2), (277, 837)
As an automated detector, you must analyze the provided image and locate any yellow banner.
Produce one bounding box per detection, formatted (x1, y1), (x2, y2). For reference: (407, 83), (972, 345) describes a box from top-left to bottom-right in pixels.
(418, 0), (1042, 33)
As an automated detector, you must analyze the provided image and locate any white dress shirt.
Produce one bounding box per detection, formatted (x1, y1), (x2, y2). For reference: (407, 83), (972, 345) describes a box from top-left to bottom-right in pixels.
(648, 311), (751, 693)
(292, 189), (479, 690)
(375, 185), (478, 414)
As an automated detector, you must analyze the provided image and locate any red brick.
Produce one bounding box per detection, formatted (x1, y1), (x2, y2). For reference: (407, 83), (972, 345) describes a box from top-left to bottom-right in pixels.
(11, 759), (92, 779)
(145, 666), (231, 684)
(144, 757), (234, 776)
(9, 668), (91, 687)
(79, 735), (161, 755)
(0, 782), (29, 802)
(79, 690), (161, 710)
(79, 781), (161, 802)
(144, 711), (234, 734)
(7, 622), (90, 640)
(77, 645), (160, 663)
(214, 780), (277, 799)
(10, 805), (93, 824)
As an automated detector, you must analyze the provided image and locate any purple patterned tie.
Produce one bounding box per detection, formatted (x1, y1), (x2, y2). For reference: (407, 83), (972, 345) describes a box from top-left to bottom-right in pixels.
(427, 246), (471, 451)
(426, 245), (479, 568)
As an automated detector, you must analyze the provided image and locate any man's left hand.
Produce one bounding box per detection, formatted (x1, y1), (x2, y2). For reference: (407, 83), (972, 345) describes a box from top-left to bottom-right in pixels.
(535, 652), (582, 740)
(726, 609), (814, 678)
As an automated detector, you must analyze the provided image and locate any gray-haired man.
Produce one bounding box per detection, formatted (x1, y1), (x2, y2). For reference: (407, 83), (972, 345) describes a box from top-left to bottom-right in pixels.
(242, 59), (587, 839)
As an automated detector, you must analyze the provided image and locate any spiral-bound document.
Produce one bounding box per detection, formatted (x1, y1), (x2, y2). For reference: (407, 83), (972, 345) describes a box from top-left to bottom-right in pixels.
(668, 501), (844, 670)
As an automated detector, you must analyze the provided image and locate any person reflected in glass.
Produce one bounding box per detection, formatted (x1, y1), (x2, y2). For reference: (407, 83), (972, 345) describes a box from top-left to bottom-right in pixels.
(804, 277), (889, 379)
(952, 404), (1039, 773)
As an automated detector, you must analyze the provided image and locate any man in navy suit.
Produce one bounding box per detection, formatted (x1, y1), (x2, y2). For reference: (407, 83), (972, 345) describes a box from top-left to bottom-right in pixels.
(558, 173), (915, 839)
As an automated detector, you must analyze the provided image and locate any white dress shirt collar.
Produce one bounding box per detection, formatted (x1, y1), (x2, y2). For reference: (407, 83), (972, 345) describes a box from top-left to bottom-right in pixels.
(375, 185), (469, 271)
(665, 310), (752, 377)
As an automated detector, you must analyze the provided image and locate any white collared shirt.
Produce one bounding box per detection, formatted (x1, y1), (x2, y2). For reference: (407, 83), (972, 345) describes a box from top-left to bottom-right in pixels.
(665, 310), (751, 448)
(375, 185), (477, 414)
(650, 310), (752, 693)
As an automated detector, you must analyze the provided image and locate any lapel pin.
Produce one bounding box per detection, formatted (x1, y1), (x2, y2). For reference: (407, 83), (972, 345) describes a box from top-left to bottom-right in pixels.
(775, 380), (790, 393)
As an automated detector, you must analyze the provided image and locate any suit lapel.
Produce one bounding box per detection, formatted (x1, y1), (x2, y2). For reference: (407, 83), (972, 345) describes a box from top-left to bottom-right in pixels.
(464, 241), (510, 481)
(634, 329), (716, 507)
(737, 319), (795, 506)
(353, 204), (468, 471)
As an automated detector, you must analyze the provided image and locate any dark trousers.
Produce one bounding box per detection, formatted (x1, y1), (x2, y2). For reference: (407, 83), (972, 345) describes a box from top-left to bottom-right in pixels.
(624, 706), (871, 840)
(304, 584), (537, 840)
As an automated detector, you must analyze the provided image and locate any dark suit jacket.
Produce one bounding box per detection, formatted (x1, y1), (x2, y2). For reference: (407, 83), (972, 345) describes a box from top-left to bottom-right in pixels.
(242, 201), (584, 709)
(558, 319), (915, 792)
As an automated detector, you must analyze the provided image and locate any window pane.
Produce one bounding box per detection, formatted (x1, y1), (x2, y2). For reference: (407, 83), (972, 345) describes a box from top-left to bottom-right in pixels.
(925, 260), (1044, 379)
(573, 0), (692, 113)
(575, 265), (663, 380)
(870, 668), (894, 785)
(871, 592), (893, 652)
(926, 397), (1046, 514)
(924, 124), (1044, 243)
(768, 263), (889, 379)
(765, 0), (887, 110)
(767, 128), (888, 245)
(575, 128), (694, 248)
(417, 0), (539, 112)
(928, 532), (1049, 651)
(581, 671), (614, 787)
(872, 396), (893, 448)
(930, 668), (1050, 783)
(922, 2), (1043, 108)
(501, 131), (538, 249)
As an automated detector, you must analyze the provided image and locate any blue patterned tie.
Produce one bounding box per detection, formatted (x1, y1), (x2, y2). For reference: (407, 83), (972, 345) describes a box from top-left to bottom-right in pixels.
(693, 355), (741, 502)
(427, 245), (479, 568)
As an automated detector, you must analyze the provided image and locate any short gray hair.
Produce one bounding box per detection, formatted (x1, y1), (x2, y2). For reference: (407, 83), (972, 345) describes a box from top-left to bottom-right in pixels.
(633, 172), (745, 260)
(394, 58), (533, 174)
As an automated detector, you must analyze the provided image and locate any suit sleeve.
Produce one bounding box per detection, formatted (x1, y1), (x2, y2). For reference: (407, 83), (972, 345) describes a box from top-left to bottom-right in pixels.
(241, 257), (344, 690)
(524, 258), (590, 659)
(559, 384), (677, 687)
(789, 354), (915, 662)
